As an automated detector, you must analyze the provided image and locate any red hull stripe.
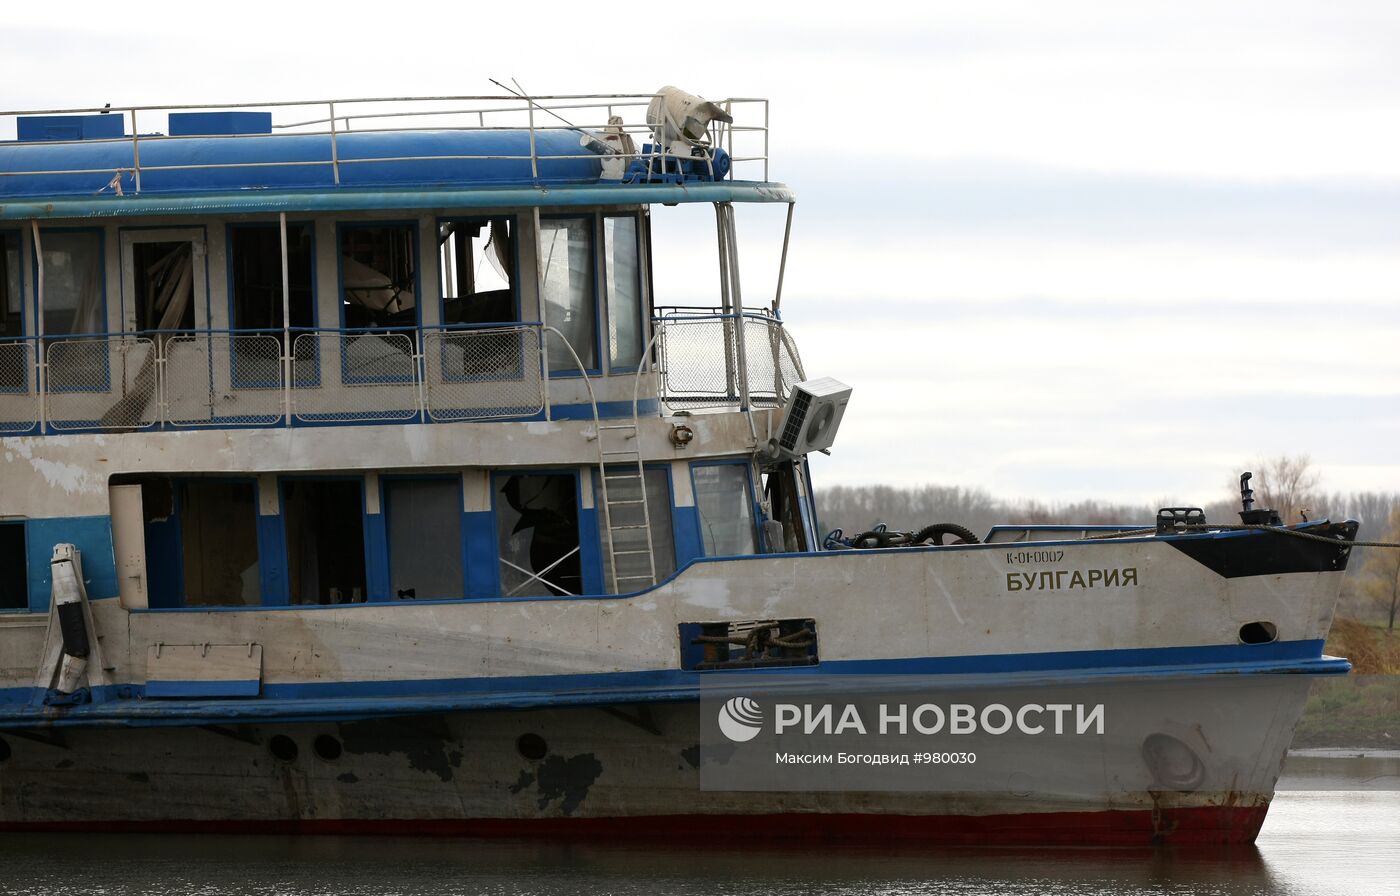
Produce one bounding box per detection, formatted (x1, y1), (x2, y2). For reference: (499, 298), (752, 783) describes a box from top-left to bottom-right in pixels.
(0, 805), (1267, 846)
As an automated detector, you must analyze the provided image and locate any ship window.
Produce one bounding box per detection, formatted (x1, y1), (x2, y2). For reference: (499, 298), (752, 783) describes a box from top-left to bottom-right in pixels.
(495, 473), (582, 596)
(131, 241), (195, 332)
(284, 479), (367, 605)
(762, 462), (809, 553)
(604, 215), (644, 370)
(1, 232), (21, 339)
(339, 224), (417, 329)
(39, 230), (105, 338)
(594, 467), (675, 592)
(692, 463), (758, 556)
(230, 224), (315, 333)
(386, 478), (464, 600)
(0, 522), (26, 610)
(1, 232), (23, 392)
(539, 218), (597, 372)
(178, 480), (260, 607)
(439, 218), (516, 325)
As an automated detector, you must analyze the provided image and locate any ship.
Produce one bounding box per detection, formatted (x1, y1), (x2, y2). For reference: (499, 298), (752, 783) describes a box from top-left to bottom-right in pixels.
(0, 88), (1358, 844)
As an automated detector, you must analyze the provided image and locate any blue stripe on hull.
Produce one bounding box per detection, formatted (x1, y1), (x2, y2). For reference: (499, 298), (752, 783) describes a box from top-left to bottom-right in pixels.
(0, 639), (1346, 729)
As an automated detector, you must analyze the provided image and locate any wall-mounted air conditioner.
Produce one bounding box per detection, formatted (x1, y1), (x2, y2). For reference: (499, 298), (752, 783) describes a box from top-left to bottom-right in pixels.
(765, 377), (852, 461)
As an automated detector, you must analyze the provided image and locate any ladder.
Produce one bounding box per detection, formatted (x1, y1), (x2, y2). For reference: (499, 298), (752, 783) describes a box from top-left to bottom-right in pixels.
(595, 418), (658, 593)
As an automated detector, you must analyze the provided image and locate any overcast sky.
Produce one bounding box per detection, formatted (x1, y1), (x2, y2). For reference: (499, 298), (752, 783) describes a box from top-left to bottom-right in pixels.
(4, 1), (1398, 506)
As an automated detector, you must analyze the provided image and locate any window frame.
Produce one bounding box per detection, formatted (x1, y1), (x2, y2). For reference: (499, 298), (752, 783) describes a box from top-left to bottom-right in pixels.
(278, 474), (371, 606)
(537, 213), (601, 377)
(0, 228), (29, 395)
(435, 215), (522, 326)
(490, 467), (599, 597)
(117, 225), (209, 335)
(0, 520), (30, 613)
(380, 473), (467, 602)
(31, 226), (108, 340)
(689, 459), (763, 558)
(602, 211), (648, 375)
(225, 220), (319, 390)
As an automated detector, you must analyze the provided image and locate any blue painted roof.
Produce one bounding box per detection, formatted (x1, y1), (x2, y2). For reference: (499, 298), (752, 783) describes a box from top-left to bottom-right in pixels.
(0, 128), (601, 196)
(0, 127), (793, 218)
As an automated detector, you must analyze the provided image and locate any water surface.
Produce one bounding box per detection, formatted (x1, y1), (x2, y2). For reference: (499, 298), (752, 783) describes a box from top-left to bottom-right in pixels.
(0, 790), (1394, 896)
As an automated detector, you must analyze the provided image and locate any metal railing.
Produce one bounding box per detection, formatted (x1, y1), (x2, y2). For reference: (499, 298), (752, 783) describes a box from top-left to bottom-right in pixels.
(652, 310), (804, 410)
(0, 312), (800, 434)
(0, 323), (549, 433)
(0, 93), (772, 193)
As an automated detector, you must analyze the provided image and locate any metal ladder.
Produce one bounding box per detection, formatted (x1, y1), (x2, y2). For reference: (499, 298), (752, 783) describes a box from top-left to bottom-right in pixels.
(595, 417), (658, 593)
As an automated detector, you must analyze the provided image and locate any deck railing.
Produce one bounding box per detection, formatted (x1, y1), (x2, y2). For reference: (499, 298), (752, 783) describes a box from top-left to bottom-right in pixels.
(0, 93), (772, 193)
(652, 311), (804, 410)
(0, 313), (800, 434)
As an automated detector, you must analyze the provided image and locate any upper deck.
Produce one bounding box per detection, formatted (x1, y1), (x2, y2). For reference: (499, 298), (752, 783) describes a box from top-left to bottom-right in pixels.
(0, 93), (791, 219)
(0, 92), (804, 438)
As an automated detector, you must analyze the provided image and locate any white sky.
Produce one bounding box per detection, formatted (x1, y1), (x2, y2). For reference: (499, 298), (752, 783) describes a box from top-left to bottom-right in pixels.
(4, 1), (1398, 505)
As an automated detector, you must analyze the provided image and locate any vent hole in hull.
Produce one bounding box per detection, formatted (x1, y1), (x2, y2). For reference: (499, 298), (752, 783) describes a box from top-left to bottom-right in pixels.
(268, 735), (299, 762)
(516, 733), (548, 761)
(1239, 621), (1278, 645)
(313, 735), (343, 761)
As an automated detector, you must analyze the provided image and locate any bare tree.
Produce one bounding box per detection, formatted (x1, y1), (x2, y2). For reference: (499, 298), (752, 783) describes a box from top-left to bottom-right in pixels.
(1236, 455), (1320, 524)
(1361, 507), (1400, 632)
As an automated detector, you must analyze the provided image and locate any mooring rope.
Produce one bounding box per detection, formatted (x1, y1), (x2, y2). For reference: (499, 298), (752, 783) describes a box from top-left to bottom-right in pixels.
(1085, 523), (1400, 549)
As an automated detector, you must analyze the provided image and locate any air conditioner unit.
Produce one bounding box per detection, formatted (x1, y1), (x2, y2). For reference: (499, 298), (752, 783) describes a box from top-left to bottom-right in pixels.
(765, 377), (852, 461)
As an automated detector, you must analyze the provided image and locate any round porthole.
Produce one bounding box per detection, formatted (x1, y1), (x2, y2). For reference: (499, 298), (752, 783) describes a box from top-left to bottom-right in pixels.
(313, 735), (343, 761)
(1239, 621), (1278, 645)
(268, 735), (299, 762)
(516, 733), (548, 761)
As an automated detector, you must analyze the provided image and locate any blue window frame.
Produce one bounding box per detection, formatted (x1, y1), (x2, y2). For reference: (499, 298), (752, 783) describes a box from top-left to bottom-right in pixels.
(0, 229), (27, 393)
(603, 213), (646, 373)
(383, 475), (466, 601)
(592, 464), (679, 592)
(492, 469), (598, 597)
(227, 221), (317, 389)
(336, 222), (420, 387)
(538, 215), (599, 375)
(690, 461), (761, 557)
(33, 228), (108, 393)
(280, 476), (369, 605)
(0, 521), (28, 611)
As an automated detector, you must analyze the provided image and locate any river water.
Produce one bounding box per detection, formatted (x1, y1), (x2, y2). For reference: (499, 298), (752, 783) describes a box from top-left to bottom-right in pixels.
(0, 788), (1394, 895)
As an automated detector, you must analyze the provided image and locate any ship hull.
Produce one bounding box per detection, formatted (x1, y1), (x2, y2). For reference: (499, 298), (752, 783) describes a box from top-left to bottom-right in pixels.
(0, 673), (1310, 846)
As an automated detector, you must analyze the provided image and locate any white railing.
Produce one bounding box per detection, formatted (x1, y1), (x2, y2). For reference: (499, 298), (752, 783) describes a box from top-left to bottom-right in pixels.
(0, 315), (800, 434)
(0, 93), (772, 193)
(653, 311), (804, 411)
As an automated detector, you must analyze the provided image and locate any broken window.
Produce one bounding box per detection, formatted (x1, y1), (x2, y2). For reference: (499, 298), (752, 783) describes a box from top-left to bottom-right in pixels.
(131, 241), (196, 333)
(595, 467), (675, 592)
(604, 214), (644, 370)
(339, 225), (417, 329)
(0, 522), (27, 610)
(231, 223), (315, 332)
(538, 217), (597, 372)
(179, 479), (260, 607)
(439, 217), (516, 325)
(495, 473), (582, 596)
(284, 479), (367, 605)
(692, 463), (758, 556)
(386, 478), (463, 600)
(762, 462), (810, 553)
